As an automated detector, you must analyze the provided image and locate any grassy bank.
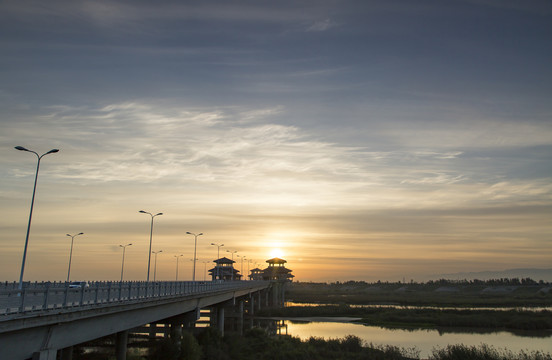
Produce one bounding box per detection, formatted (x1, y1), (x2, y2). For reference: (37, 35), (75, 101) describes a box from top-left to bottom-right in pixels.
(287, 281), (552, 308)
(257, 305), (552, 331)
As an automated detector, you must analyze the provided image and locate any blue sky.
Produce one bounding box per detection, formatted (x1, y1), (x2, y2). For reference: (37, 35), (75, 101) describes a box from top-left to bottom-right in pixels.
(1, 0), (551, 282)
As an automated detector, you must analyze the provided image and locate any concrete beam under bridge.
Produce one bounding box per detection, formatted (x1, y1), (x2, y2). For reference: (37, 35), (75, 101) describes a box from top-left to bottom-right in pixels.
(0, 283), (268, 360)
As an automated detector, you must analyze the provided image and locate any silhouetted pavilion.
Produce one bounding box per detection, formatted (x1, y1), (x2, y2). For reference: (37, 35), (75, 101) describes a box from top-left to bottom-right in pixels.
(208, 257), (241, 281)
(248, 267), (264, 281)
(248, 258), (294, 282)
(262, 258), (294, 282)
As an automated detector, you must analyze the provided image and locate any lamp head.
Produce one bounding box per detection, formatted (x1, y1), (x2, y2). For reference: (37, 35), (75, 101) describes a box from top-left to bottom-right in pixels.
(155, 212), (163, 216)
(198, 233), (203, 236)
(46, 149), (59, 154)
(139, 210), (147, 213)
(186, 232), (192, 234)
(15, 146), (29, 151)
(78, 232), (84, 235)
(66, 234), (71, 237)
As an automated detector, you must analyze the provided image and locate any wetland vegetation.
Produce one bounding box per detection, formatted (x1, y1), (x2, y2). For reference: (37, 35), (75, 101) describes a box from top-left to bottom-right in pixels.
(269, 279), (552, 333)
(75, 327), (552, 360)
(286, 279), (552, 308)
(258, 304), (552, 332)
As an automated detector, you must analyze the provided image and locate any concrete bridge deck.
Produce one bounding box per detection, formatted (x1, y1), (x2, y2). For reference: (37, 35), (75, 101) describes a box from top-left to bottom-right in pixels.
(0, 281), (271, 360)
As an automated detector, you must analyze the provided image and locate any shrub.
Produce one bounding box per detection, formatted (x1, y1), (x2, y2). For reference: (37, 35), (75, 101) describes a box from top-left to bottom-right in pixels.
(180, 331), (202, 360)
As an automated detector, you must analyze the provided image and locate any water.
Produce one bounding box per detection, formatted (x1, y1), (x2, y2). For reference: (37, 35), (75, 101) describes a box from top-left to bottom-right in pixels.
(280, 318), (552, 359)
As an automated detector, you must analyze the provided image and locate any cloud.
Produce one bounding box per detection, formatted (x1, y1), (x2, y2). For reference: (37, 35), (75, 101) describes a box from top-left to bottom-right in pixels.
(4, 101), (550, 214)
(1, 1), (321, 29)
(306, 18), (336, 32)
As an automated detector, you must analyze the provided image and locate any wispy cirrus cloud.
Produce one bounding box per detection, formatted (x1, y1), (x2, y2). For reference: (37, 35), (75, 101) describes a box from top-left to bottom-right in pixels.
(306, 18), (337, 32)
(4, 101), (550, 212)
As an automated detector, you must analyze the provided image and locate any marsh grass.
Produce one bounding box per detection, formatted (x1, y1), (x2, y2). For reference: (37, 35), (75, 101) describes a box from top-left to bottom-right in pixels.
(287, 281), (552, 308)
(73, 327), (551, 360)
(430, 344), (552, 360)
(258, 305), (552, 331)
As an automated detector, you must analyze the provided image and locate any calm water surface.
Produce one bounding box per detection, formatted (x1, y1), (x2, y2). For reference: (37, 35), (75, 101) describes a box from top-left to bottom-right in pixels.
(281, 319), (552, 359)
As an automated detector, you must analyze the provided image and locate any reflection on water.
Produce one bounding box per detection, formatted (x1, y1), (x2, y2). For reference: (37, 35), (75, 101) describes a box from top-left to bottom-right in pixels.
(280, 319), (552, 359)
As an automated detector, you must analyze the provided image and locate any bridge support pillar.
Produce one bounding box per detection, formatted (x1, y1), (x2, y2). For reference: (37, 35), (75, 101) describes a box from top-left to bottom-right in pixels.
(249, 295), (255, 316)
(272, 284), (278, 306)
(217, 306), (225, 336)
(170, 322), (183, 345)
(32, 349), (57, 360)
(60, 346), (73, 360)
(183, 308), (200, 329)
(237, 300), (244, 335)
(149, 323), (157, 339)
(115, 330), (129, 360)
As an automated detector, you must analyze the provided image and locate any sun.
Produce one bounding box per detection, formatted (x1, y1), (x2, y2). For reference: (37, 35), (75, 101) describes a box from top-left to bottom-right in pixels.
(269, 248), (285, 259)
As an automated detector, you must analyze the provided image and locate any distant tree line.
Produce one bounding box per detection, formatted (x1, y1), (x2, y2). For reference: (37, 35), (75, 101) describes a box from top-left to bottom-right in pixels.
(297, 277), (550, 287)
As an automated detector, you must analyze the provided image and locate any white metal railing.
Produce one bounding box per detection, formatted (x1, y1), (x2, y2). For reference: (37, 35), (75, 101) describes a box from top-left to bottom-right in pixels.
(0, 281), (267, 316)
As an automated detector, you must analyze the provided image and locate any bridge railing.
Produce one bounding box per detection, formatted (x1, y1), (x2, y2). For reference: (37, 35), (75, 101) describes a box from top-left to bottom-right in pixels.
(0, 281), (267, 316)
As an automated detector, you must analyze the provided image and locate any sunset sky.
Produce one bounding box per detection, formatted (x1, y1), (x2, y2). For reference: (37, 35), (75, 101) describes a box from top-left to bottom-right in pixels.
(1, 0), (551, 283)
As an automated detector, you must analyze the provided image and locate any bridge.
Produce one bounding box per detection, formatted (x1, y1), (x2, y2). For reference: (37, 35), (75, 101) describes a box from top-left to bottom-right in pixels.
(0, 280), (277, 360)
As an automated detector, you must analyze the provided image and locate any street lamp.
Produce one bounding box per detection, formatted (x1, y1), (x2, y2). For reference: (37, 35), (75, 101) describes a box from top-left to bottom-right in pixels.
(139, 210), (163, 281)
(14, 146), (59, 290)
(247, 259), (253, 280)
(66, 232), (84, 282)
(210, 243), (224, 280)
(189, 258), (198, 280)
(226, 249), (238, 281)
(174, 254), (184, 281)
(237, 255), (246, 280)
(119, 243), (133, 282)
(186, 232), (203, 282)
(152, 250), (163, 281)
(202, 261), (209, 281)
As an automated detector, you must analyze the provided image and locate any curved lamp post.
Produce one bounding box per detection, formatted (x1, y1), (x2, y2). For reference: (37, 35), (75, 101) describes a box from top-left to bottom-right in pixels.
(119, 243), (133, 282)
(152, 250), (163, 281)
(186, 232), (203, 281)
(174, 254), (184, 281)
(210, 243), (224, 280)
(226, 249), (238, 281)
(66, 232), (84, 282)
(15, 146), (59, 290)
(139, 210), (163, 281)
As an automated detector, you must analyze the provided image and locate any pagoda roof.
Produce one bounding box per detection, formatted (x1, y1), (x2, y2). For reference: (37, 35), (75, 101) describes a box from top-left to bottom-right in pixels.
(208, 267), (240, 273)
(266, 257), (287, 264)
(265, 267), (292, 273)
(213, 257), (235, 264)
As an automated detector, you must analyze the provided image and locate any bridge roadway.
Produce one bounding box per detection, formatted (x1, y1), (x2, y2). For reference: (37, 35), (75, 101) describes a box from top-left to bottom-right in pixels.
(0, 280), (271, 360)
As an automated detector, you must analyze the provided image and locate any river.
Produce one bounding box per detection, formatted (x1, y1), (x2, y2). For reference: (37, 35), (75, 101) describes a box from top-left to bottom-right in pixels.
(277, 317), (552, 359)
